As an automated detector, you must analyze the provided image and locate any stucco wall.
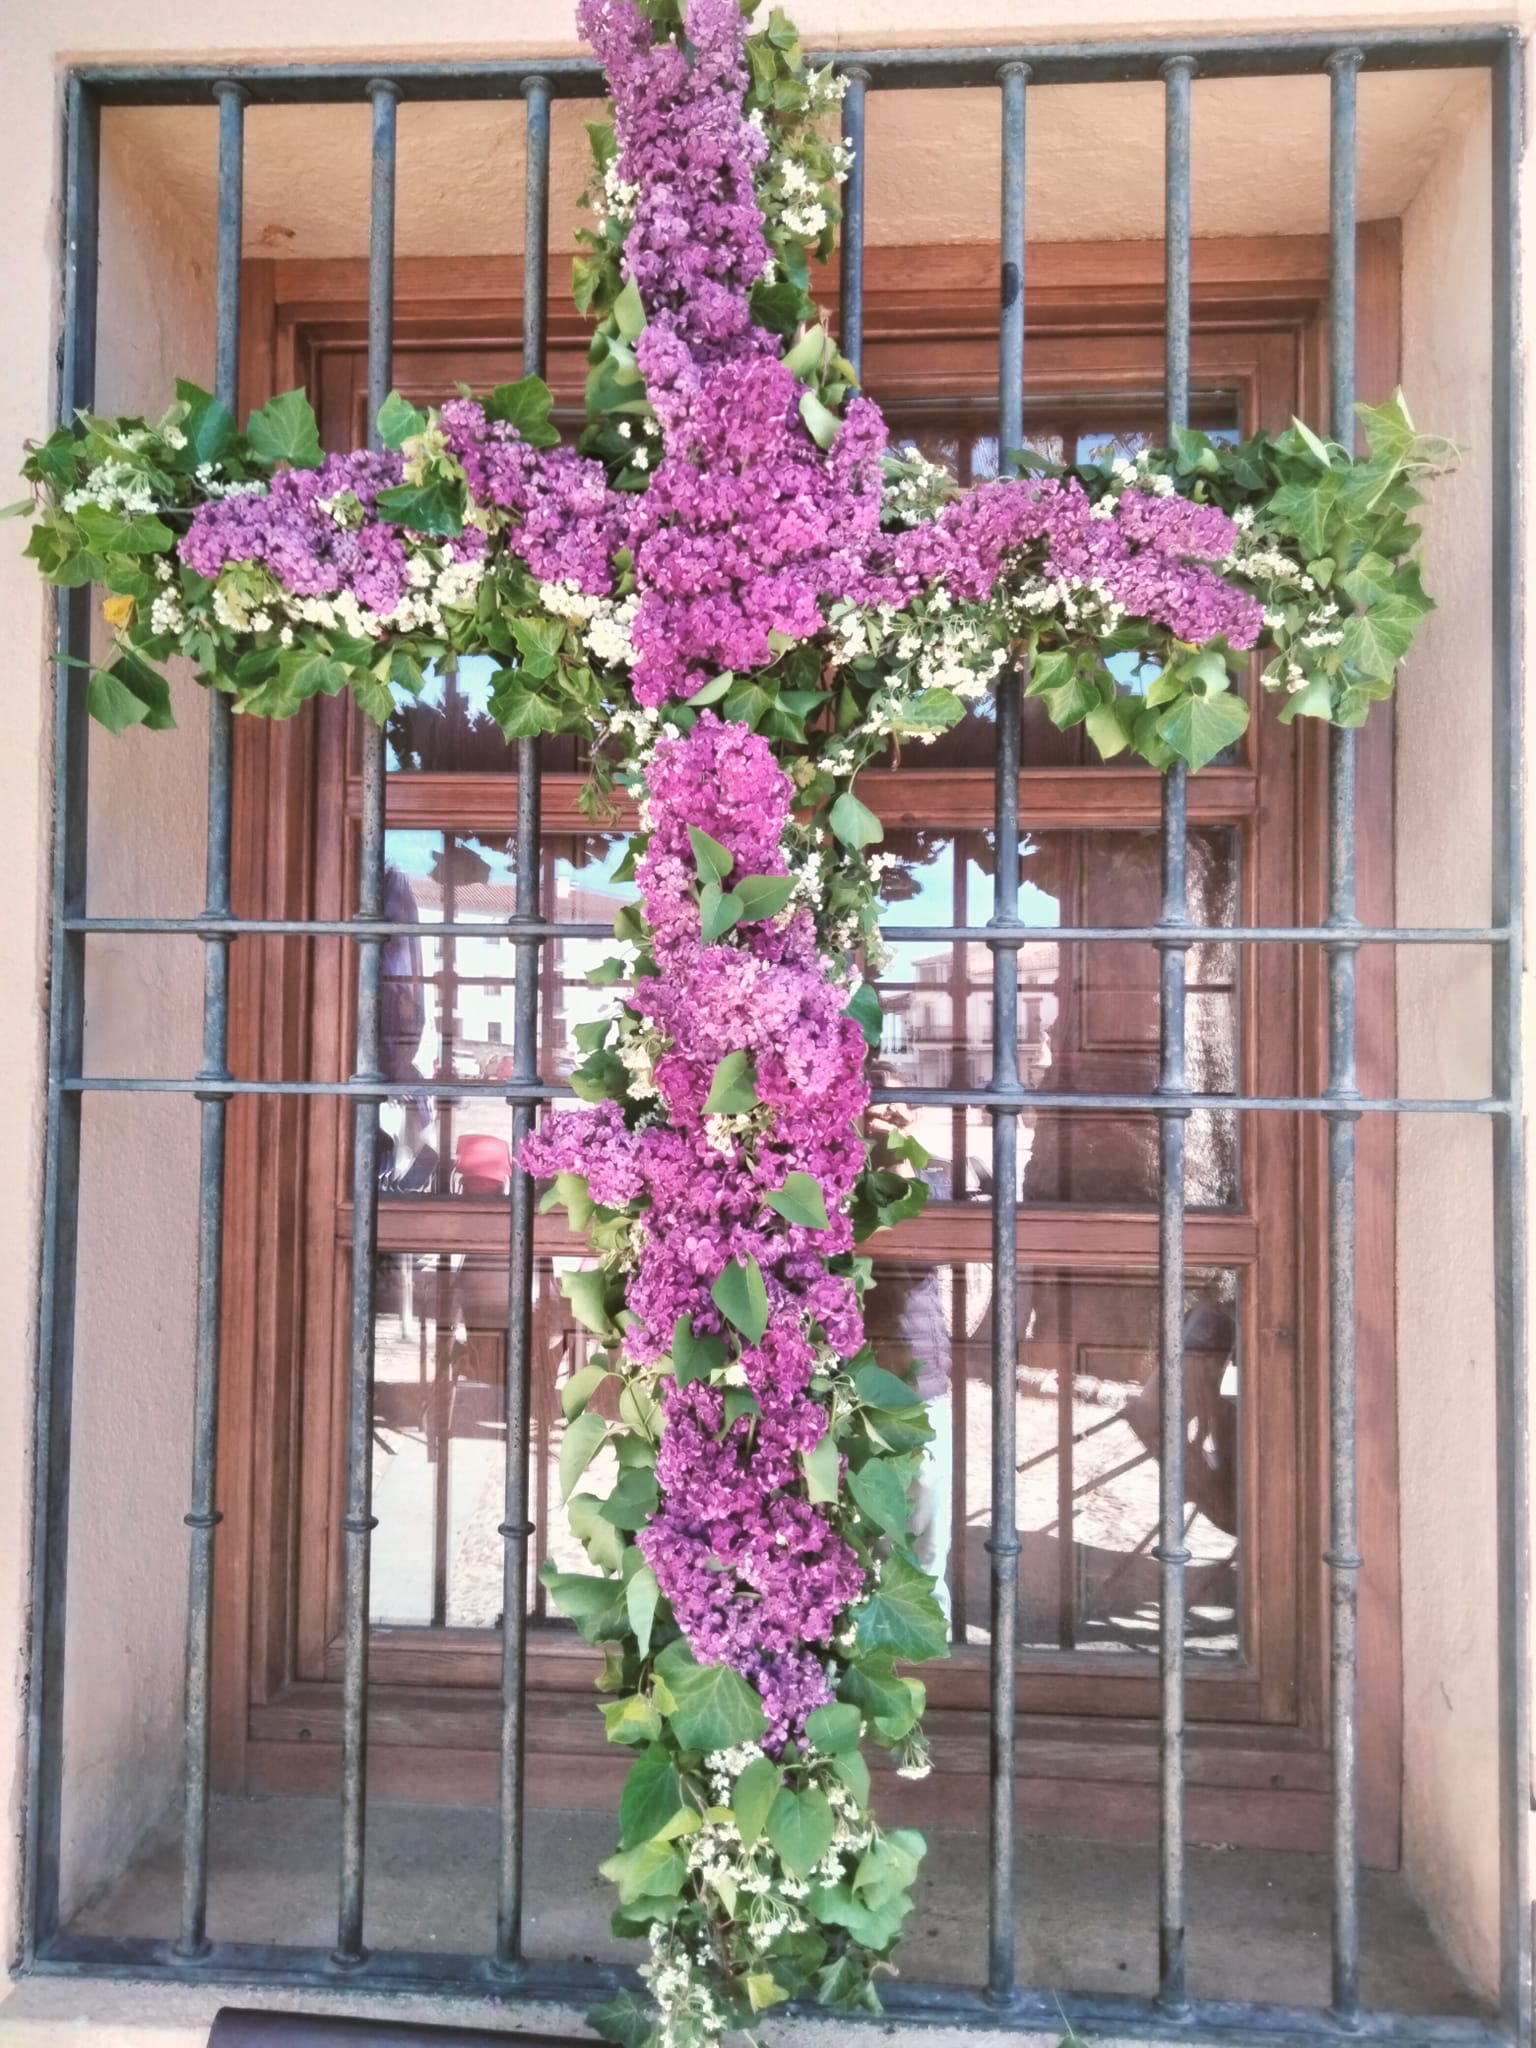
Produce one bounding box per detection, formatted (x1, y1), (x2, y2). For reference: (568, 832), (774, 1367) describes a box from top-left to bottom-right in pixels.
(0, 0), (1533, 2035)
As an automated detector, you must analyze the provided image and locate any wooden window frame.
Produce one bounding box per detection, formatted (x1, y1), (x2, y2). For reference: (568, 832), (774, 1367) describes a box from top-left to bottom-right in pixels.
(213, 228), (1402, 1861)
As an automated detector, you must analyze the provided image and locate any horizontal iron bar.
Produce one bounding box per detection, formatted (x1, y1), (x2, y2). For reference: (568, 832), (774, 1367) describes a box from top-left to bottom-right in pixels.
(28, 1938), (1513, 2048)
(52, 1074), (1510, 1114)
(68, 27), (1516, 103)
(62, 915), (1512, 947)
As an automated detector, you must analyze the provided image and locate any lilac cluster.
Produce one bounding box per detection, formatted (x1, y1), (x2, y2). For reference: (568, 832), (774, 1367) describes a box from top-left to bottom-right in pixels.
(438, 398), (625, 594)
(524, 718), (870, 1743)
(179, 449), (416, 618)
(871, 473), (1265, 647)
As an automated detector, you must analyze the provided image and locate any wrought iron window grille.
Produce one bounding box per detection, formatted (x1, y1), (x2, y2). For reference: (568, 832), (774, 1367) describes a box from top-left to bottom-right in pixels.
(22, 27), (1530, 2048)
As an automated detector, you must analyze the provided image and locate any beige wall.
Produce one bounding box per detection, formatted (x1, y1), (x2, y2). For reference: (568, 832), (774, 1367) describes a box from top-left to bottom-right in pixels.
(0, 0), (1532, 2036)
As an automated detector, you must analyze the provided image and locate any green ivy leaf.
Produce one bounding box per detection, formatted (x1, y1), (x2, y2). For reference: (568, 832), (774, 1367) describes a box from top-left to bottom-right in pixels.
(805, 1701), (863, 1754)
(619, 1743), (682, 1849)
(732, 1754), (781, 1847)
(854, 1362), (922, 1411)
(602, 1693), (663, 1746)
(599, 1838), (686, 1907)
(1338, 594), (1426, 680)
(854, 1550), (951, 1663)
(829, 789), (883, 849)
(838, 1653), (924, 1745)
(711, 1254), (769, 1345)
(847, 1455), (917, 1538)
(376, 389), (427, 449)
(733, 873), (796, 922)
(767, 1785), (836, 1878)
(540, 1565), (628, 1644)
(485, 375), (562, 449)
(704, 1049), (760, 1114)
(765, 1170), (829, 1230)
(588, 1991), (656, 2048)
(1156, 688), (1250, 770)
(375, 479), (464, 537)
(245, 388), (323, 469)
(174, 378), (236, 466)
(562, 1265), (615, 1336)
(653, 1637), (769, 1751)
(97, 648), (176, 732)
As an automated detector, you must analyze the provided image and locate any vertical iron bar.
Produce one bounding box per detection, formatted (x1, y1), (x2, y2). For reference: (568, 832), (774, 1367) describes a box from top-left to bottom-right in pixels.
(838, 67), (868, 381)
(1489, 35), (1530, 2046)
(1156, 51), (1196, 2021)
(495, 70), (550, 1977)
(176, 76), (245, 1962)
(333, 75), (398, 1970)
(23, 72), (100, 1963)
(986, 57), (1027, 2009)
(1325, 46), (1363, 2027)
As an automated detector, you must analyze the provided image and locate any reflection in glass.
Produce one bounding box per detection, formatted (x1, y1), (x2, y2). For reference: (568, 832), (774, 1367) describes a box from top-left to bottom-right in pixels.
(386, 654), (584, 774)
(369, 1253), (620, 1629)
(873, 828), (1239, 1206)
(864, 1260), (1240, 1656)
(375, 831), (638, 1198)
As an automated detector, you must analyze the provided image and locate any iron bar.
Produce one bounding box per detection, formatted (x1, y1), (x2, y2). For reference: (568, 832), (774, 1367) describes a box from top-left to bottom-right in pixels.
(333, 75), (399, 1970)
(22, 70), (99, 1964)
(175, 74), (245, 1964)
(1156, 51), (1195, 2019)
(1324, 45), (1363, 2027)
(58, 914), (1515, 946)
(838, 67), (868, 380)
(66, 27), (1517, 106)
(494, 70), (550, 1979)
(1489, 34), (1531, 2045)
(985, 56), (1028, 2009)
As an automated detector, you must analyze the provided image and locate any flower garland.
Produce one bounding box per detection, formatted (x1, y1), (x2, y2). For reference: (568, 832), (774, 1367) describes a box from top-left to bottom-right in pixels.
(9, 0), (1453, 2041)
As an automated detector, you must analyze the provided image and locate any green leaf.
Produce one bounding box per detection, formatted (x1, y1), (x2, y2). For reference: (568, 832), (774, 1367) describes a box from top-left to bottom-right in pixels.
(704, 1049), (760, 1115)
(845, 982), (882, 1049)
(626, 1563), (660, 1658)
(1355, 388), (1418, 468)
(847, 1455), (917, 1538)
(767, 1786), (836, 1879)
(653, 1638), (769, 1751)
(1290, 415), (1335, 468)
(1338, 594), (1425, 679)
(613, 276), (648, 343)
(105, 648), (175, 731)
(783, 323), (826, 379)
(376, 390), (427, 449)
(1264, 474), (1341, 560)
(766, 1170), (829, 1230)
(540, 1566), (628, 1642)
(603, 1693), (663, 1746)
(485, 375), (562, 449)
(1337, 550), (1396, 609)
(278, 645), (351, 701)
(567, 1492), (625, 1573)
(601, 1464), (660, 1531)
(560, 1411), (609, 1501)
(711, 1255), (769, 1345)
(853, 1828), (925, 1907)
(600, 1838), (686, 1906)
(86, 662), (152, 734)
(744, 1972), (789, 2014)
(731, 1754), (780, 1847)
(829, 789), (883, 849)
(1084, 695), (1138, 762)
(72, 504), (174, 555)
(687, 671), (735, 706)
(810, 1879), (913, 1952)
(619, 1743), (683, 1849)
(245, 388), (323, 469)
(588, 1991), (656, 2048)
(375, 479), (464, 537)
(174, 379), (236, 465)
(698, 881), (742, 943)
(804, 1701), (863, 1755)
(733, 873), (796, 922)
(799, 390), (841, 450)
(1156, 688), (1250, 770)
(854, 1362), (922, 1411)
(562, 1265), (614, 1336)
(838, 1653), (923, 1744)
(672, 1316), (727, 1388)
(801, 1428), (840, 1504)
(688, 824), (734, 883)
(855, 1550), (951, 1663)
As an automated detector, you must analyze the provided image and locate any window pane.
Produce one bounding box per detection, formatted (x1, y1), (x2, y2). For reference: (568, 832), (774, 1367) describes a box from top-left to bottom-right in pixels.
(386, 654), (584, 774)
(873, 827), (1240, 1207)
(865, 1260), (1242, 1658)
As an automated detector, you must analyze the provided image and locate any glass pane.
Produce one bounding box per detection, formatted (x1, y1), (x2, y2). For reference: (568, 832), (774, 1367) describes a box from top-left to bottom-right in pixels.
(376, 830), (638, 1197)
(865, 1260), (1241, 1658)
(873, 827), (1240, 1207)
(370, 1251), (620, 1629)
(386, 653), (583, 774)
